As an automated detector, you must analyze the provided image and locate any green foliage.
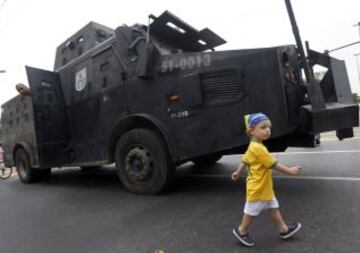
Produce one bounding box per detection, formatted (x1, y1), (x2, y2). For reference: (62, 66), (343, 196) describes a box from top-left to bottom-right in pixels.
(352, 93), (360, 103)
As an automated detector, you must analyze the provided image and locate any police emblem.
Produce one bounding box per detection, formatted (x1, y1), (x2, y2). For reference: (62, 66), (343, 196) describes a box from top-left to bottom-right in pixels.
(75, 68), (87, 91)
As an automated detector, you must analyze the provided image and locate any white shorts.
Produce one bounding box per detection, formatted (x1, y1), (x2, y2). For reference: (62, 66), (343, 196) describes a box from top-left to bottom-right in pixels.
(244, 198), (279, 216)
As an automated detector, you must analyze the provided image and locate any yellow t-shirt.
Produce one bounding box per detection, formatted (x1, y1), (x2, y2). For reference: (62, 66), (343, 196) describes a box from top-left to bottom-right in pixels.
(242, 141), (277, 202)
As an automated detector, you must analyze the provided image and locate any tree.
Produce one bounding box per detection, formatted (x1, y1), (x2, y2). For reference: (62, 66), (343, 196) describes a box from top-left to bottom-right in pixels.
(352, 93), (360, 103)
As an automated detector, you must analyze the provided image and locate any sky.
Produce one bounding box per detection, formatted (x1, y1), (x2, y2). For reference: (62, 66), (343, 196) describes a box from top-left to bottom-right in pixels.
(0, 0), (360, 105)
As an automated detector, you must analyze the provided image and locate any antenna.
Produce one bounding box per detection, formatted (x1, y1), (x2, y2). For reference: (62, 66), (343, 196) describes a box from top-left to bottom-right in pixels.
(147, 15), (156, 43)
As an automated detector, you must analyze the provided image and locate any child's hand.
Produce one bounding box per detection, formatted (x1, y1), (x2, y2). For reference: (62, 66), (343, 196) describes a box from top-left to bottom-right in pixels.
(289, 166), (301, 175)
(231, 171), (241, 181)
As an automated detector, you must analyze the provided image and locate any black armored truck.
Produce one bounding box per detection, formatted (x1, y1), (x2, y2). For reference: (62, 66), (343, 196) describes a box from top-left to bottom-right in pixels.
(1, 4), (359, 194)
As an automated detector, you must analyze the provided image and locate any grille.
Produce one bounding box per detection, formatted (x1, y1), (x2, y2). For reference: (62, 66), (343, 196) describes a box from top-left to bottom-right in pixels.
(200, 69), (241, 105)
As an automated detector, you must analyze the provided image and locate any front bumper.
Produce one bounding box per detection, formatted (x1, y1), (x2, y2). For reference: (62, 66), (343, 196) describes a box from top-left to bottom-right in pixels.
(300, 102), (359, 137)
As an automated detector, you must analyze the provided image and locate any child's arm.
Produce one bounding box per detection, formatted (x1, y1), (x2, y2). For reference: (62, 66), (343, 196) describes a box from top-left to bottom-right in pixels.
(231, 162), (246, 181)
(274, 163), (301, 176)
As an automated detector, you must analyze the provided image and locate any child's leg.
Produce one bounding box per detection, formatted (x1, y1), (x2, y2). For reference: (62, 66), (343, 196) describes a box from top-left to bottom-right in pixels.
(268, 208), (288, 233)
(239, 214), (254, 235)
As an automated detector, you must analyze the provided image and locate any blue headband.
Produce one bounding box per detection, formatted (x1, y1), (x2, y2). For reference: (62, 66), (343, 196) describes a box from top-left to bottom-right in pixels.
(248, 113), (269, 128)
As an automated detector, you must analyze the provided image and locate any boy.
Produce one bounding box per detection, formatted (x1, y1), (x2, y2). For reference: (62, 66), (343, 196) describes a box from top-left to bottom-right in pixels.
(231, 113), (302, 247)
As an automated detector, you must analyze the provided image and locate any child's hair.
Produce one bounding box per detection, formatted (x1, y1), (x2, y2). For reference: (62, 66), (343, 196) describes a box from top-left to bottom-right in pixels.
(245, 128), (253, 137)
(244, 113), (269, 136)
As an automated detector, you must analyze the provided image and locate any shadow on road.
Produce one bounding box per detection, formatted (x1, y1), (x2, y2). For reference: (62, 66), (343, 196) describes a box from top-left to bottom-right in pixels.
(28, 162), (240, 195)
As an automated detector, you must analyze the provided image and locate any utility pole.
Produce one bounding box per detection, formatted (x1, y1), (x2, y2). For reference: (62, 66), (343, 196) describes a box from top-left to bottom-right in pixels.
(354, 22), (360, 90)
(355, 53), (360, 89)
(353, 22), (360, 38)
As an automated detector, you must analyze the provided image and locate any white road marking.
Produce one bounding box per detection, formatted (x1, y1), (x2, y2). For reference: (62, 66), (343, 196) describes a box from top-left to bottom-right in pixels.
(275, 150), (360, 156)
(187, 174), (360, 182)
(277, 176), (360, 181)
(320, 136), (360, 141)
(225, 150), (360, 159)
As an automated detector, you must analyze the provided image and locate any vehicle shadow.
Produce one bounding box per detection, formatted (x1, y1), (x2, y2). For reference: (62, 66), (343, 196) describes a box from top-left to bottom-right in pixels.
(33, 161), (242, 195)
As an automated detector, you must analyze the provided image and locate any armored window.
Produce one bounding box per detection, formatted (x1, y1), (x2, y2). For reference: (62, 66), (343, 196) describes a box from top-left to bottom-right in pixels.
(77, 37), (84, 56)
(96, 29), (112, 43)
(92, 48), (123, 93)
(166, 22), (186, 34)
(77, 36), (84, 44)
(100, 61), (110, 71)
(78, 47), (83, 56)
(198, 40), (207, 46)
(65, 40), (75, 50)
(61, 47), (68, 55)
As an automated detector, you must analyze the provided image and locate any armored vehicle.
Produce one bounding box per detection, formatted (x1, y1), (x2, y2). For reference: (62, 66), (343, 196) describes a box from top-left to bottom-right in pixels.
(1, 3), (358, 193)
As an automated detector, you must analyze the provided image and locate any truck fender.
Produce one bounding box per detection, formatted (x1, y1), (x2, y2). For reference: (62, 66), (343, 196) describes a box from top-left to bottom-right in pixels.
(109, 114), (178, 162)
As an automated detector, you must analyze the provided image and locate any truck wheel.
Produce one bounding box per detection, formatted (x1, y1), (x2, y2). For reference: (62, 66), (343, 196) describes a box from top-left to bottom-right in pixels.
(15, 149), (38, 183)
(115, 129), (174, 194)
(191, 154), (223, 166)
(15, 149), (51, 183)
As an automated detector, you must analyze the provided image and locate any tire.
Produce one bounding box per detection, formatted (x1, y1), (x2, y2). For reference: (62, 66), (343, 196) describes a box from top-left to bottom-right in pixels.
(191, 154), (223, 166)
(115, 129), (174, 194)
(15, 149), (51, 183)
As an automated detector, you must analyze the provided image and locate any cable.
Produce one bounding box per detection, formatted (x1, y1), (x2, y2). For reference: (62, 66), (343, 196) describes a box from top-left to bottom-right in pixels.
(327, 41), (360, 53)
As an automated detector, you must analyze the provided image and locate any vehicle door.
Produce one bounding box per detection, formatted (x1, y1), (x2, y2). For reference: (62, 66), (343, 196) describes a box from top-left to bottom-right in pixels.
(26, 66), (72, 167)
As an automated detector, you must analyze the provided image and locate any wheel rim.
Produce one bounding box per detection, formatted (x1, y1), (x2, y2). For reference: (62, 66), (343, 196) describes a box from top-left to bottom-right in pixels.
(124, 145), (154, 182)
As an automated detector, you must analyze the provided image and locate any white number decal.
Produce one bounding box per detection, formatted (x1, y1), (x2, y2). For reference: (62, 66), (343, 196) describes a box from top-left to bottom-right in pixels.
(160, 54), (212, 73)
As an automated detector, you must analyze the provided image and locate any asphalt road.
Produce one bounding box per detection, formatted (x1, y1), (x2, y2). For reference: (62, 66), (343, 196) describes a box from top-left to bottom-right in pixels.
(1, 138), (360, 253)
